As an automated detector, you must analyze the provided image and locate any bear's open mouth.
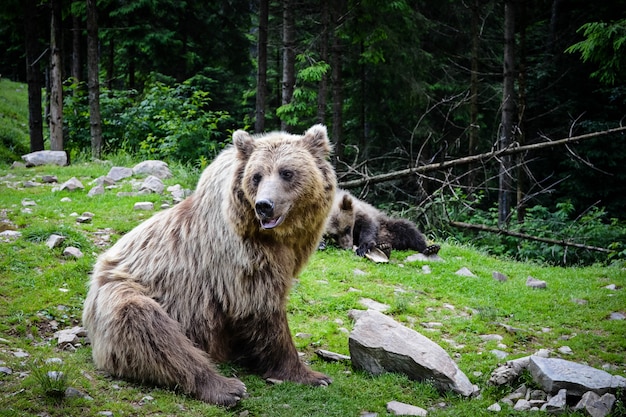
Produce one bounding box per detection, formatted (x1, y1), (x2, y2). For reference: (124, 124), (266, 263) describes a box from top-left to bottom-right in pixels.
(260, 215), (285, 229)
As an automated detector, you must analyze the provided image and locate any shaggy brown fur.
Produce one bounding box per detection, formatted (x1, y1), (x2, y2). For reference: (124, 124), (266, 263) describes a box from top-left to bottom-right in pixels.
(325, 189), (440, 257)
(82, 125), (336, 406)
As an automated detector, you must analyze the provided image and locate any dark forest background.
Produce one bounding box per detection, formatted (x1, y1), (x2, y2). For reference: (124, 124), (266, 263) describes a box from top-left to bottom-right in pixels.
(1, 0), (625, 265)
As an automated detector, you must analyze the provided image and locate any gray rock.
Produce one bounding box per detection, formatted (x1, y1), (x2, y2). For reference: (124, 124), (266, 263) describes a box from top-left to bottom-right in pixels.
(455, 267), (476, 277)
(487, 403), (501, 412)
(133, 202), (154, 211)
(90, 175), (116, 186)
(526, 276), (547, 289)
(386, 401), (427, 416)
(529, 356), (626, 396)
(140, 175), (164, 194)
(609, 312), (625, 320)
(63, 247), (83, 258)
(59, 177), (84, 191)
(315, 349), (351, 362)
(133, 160), (172, 179)
(0, 230), (21, 241)
(87, 185), (105, 197)
(22, 150), (67, 167)
(489, 356), (531, 385)
(349, 310), (474, 397)
(574, 391), (616, 417)
(513, 399), (531, 411)
(65, 387), (93, 400)
(491, 349), (509, 360)
(358, 298), (390, 312)
(46, 234), (65, 249)
(76, 216), (92, 224)
(492, 271), (508, 282)
(540, 388), (567, 412)
(42, 175), (58, 183)
(107, 166), (133, 181)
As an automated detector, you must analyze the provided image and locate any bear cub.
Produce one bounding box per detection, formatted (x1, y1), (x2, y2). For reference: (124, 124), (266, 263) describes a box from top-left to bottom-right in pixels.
(82, 125), (336, 407)
(325, 188), (440, 257)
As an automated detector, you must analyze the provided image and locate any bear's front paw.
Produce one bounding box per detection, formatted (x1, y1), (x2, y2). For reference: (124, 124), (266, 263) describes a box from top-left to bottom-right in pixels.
(297, 369), (333, 386)
(196, 376), (247, 407)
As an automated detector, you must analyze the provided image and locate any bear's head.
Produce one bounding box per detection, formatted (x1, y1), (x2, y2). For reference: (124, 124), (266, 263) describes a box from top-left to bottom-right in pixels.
(234, 124), (335, 238)
(324, 189), (356, 250)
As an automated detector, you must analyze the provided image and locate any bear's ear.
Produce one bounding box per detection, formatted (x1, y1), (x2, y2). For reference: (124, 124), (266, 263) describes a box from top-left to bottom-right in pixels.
(339, 193), (353, 211)
(302, 124), (331, 160)
(233, 130), (255, 159)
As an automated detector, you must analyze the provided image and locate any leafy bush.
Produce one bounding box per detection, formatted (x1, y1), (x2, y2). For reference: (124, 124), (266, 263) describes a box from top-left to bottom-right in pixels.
(63, 76), (232, 164)
(426, 189), (626, 266)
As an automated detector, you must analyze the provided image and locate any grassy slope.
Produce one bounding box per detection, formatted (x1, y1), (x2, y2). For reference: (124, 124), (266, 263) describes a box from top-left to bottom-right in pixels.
(0, 79), (30, 162)
(0, 82), (624, 416)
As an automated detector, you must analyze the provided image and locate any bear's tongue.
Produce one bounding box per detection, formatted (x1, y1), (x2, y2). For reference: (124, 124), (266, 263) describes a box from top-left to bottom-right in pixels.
(260, 215), (283, 229)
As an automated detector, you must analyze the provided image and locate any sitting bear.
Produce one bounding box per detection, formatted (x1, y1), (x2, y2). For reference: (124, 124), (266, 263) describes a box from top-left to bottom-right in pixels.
(82, 125), (336, 406)
(325, 188), (440, 257)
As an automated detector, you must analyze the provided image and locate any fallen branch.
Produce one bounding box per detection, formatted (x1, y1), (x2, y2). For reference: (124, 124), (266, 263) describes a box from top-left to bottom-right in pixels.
(339, 126), (626, 188)
(449, 221), (613, 253)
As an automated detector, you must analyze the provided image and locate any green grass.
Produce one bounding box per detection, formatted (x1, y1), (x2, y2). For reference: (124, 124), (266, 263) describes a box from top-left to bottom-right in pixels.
(0, 78), (30, 162)
(0, 161), (625, 417)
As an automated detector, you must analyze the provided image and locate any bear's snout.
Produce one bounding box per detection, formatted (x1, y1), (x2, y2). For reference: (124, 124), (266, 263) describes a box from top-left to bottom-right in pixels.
(255, 199), (274, 218)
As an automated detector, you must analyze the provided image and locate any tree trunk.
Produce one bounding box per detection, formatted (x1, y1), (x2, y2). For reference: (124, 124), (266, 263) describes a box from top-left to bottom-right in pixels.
(23, 0), (44, 152)
(49, 0), (64, 152)
(468, 0), (480, 182)
(330, 0), (345, 167)
(255, 0), (269, 133)
(71, 12), (81, 82)
(317, 0), (329, 125)
(499, 0), (517, 226)
(87, 0), (102, 159)
(516, 0), (527, 223)
(280, 0), (295, 132)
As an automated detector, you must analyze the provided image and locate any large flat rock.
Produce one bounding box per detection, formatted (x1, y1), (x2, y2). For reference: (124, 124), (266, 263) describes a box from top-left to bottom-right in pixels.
(349, 309), (475, 397)
(528, 356), (626, 396)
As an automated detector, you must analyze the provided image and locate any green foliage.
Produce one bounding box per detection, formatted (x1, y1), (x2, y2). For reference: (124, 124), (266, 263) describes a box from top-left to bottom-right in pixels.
(433, 189), (626, 266)
(63, 76), (232, 164)
(27, 359), (73, 402)
(566, 19), (626, 85)
(276, 55), (330, 129)
(120, 79), (232, 162)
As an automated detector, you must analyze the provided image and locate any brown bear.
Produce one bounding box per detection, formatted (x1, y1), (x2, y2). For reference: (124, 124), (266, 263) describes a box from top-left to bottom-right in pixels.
(324, 188), (440, 257)
(82, 125), (336, 407)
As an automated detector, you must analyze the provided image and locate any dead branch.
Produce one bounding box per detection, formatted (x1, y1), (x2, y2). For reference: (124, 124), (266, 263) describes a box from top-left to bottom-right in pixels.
(449, 221), (613, 253)
(338, 126), (626, 189)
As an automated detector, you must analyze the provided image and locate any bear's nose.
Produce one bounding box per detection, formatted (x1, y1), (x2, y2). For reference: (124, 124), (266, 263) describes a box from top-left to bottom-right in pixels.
(255, 199), (274, 218)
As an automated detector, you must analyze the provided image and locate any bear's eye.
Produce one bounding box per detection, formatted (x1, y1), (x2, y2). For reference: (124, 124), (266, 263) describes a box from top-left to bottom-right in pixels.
(343, 226), (351, 235)
(279, 169), (294, 181)
(252, 173), (262, 186)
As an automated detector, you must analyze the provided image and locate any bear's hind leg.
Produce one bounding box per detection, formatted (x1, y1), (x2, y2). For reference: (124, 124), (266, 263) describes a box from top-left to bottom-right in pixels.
(232, 312), (332, 386)
(87, 283), (246, 406)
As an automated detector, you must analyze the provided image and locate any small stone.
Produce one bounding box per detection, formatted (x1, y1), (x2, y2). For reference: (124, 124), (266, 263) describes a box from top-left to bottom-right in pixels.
(603, 284), (617, 290)
(526, 276), (547, 289)
(76, 216), (92, 224)
(63, 247), (83, 258)
(46, 234), (65, 249)
(0, 230), (22, 241)
(386, 400), (427, 416)
(133, 202), (154, 211)
(0, 366), (12, 375)
(422, 265), (431, 274)
(480, 334), (503, 342)
(107, 166), (133, 181)
(140, 175), (165, 194)
(23, 180), (40, 188)
(60, 197), (72, 203)
(87, 185), (105, 197)
(492, 271), (508, 282)
(45, 358), (63, 365)
(315, 349), (351, 362)
(513, 399), (531, 411)
(295, 332), (312, 339)
(558, 346), (573, 355)
(455, 267), (476, 277)
(65, 387), (93, 400)
(59, 177), (84, 191)
(609, 312), (625, 320)
(42, 175), (58, 183)
(491, 349), (508, 360)
(541, 388), (567, 412)
(21, 198), (37, 206)
(358, 298), (390, 312)
(487, 403), (501, 412)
